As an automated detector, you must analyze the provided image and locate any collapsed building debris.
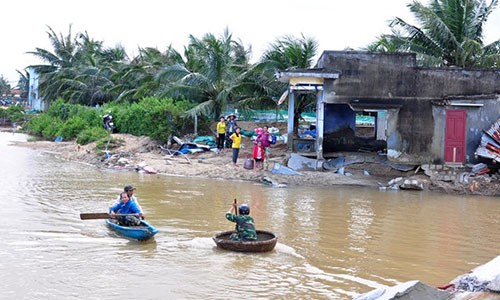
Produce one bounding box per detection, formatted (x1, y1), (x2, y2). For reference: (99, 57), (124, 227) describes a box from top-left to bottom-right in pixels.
(475, 118), (500, 163)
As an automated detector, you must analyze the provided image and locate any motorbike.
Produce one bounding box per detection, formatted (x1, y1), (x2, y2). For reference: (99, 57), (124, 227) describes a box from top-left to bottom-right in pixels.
(103, 112), (115, 132)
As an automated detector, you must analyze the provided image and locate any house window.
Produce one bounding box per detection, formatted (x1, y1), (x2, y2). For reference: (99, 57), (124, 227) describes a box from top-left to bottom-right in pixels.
(355, 112), (376, 138)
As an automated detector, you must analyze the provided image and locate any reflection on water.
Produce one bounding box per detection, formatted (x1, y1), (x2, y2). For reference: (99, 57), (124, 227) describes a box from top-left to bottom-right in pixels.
(0, 132), (498, 299)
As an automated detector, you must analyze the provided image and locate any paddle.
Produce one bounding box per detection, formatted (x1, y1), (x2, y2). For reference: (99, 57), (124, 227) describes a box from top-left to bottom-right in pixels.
(233, 198), (238, 231)
(79, 213), (140, 220)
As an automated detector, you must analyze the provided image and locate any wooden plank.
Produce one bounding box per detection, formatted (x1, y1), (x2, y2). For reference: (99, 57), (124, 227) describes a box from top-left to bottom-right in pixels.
(80, 213), (139, 220)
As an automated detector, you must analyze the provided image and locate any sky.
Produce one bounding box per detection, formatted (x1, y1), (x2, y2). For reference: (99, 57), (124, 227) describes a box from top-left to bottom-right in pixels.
(1, 0), (499, 86)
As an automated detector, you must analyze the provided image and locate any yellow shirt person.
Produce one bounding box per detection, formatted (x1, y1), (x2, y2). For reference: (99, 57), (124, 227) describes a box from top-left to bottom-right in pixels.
(230, 127), (242, 165)
(216, 116), (227, 152)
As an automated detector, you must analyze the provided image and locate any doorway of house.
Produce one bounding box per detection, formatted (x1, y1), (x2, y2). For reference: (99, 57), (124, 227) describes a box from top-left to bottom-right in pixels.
(444, 109), (467, 163)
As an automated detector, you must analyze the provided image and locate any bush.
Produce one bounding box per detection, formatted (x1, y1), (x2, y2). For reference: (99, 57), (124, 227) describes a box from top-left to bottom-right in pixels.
(76, 128), (108, 145)
(25, 97), (196, 144)
(107, 97), (192, 143)
(5, 105), (25, 123)
(57, 116), (88, 140)
(25, 114), (61, 138)
(42, 121), (64, 140)
(94, 136), (125, 155)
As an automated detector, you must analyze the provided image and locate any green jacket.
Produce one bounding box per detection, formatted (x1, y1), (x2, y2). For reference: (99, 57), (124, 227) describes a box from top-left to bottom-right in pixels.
(225, 213), (257, 241)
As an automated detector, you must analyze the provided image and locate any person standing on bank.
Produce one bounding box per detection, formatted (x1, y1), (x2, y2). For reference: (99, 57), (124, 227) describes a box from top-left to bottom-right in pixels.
(230, 127), (242, 166)
(109, 192), (142, 226)
(225, 113), (238, 148)
(225, 203), (257, 241)
(114, 185), (144, 219)
(216, 116), (226, 154)
(253, 140), (265, 170)
(257, 126), (271, 170)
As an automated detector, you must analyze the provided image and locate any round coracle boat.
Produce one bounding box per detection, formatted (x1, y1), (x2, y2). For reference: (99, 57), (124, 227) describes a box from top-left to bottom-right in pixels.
(213, 230), (278, 252)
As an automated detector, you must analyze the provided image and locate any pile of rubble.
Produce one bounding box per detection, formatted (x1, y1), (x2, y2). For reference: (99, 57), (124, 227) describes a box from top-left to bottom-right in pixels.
(475, 118), (500, 163)
(355, 256), (500, 300)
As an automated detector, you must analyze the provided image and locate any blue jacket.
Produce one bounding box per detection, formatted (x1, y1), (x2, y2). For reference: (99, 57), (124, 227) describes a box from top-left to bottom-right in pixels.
(109, 200), (141, 214)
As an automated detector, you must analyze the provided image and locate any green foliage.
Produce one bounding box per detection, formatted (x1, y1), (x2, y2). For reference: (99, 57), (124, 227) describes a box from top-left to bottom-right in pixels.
(46, 98), (94, 120)
(25, 113), (65, 140)
(95, 136), (124, 155)
(26, 96), (193, 144)
(374, 0), (500, 67)
(76, 128), (108, 145)
(0, 75), (11, 96)
(3, 105), (26, 123)
(56, 116), (88, 140)
(107, 97), (190, 142)
(42, 123), (64, 140)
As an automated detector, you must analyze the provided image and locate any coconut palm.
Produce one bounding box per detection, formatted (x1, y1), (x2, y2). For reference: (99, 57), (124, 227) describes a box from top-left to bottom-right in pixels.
(16, 70), (29, 99)
(27, 26), (126, 105)
(109, 46), (182, 103)
(386, 0), (500, 67)
(0, 75), (11, 96)
(258, 34), (319, 135)
(156, 29), (253, 119)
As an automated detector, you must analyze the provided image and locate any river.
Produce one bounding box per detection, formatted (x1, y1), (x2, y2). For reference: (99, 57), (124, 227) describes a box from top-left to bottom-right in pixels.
(0, 132), (498, 300)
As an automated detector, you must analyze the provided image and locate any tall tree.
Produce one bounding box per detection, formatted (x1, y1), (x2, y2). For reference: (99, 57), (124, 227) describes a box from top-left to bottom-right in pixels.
(27, 26), (125, 105)
(258, 34), (319, 135)
(378, 0), (500, 67)
(109, 46), (180, 103)
(156, 28), (253, 119)
(16, 70), (29, 99)
(0, 75), (11, 96)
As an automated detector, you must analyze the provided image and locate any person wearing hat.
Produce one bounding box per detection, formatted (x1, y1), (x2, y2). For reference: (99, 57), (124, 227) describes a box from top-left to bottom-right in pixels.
(225, 113), (238, 148)
(112, 185), (144, 218)
(225, 202), (257, 241)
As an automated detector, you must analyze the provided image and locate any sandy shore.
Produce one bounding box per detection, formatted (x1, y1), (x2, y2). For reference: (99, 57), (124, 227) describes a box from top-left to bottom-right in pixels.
(7, 129), (499, 196)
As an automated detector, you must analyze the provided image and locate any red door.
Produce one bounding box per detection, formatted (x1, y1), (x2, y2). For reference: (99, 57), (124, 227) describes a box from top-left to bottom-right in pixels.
(444, 110), (466, 163)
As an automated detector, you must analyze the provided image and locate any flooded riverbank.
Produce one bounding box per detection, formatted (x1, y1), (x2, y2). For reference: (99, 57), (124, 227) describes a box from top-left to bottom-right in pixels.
(1, 132), (499, 299)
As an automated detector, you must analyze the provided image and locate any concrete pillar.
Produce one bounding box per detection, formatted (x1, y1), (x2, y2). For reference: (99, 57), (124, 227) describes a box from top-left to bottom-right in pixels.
(287, 91), (295, 151)
(316, 90), (324, 161)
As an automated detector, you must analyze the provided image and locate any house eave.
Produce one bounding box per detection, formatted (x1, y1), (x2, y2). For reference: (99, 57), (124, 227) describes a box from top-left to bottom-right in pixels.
(276, 69), (341, 83)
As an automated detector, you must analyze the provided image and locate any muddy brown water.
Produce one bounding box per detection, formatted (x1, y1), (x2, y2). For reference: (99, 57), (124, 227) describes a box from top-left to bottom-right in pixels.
(0, 132), (498, 299)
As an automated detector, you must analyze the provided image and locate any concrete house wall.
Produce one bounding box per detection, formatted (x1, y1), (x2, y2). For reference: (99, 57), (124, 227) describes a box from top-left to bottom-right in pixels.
(316, 51), (500, 165)
(27, 67), (45, 111)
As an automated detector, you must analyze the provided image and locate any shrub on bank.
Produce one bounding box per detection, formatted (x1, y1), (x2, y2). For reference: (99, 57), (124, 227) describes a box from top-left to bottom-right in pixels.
(25, 97), (195, 145)
(104, 97), (193, 142)
(76, 128), (108, 145)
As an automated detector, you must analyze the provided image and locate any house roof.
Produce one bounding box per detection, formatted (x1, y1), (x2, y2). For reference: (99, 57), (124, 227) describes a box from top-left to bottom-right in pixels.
(275, 68), (341, 83)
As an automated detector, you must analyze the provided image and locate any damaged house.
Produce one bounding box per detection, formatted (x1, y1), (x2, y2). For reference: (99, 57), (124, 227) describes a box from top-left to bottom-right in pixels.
(277, 51), (500, 168)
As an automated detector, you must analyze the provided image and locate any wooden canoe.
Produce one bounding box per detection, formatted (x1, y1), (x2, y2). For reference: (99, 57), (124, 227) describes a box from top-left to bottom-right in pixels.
(105, 219), (159, 241)
(213, 230), (277, 252)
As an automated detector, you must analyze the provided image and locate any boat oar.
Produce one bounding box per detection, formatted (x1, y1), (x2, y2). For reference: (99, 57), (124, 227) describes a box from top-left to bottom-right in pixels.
(79, 213), (139, 220)
(233, 198), (238, 232)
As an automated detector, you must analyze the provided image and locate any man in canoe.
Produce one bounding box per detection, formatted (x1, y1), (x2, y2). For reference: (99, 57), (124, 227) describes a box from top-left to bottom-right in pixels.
(113, 185), (144, 219)
(225, 203), (257, 241)
(109, 192), (142, 226)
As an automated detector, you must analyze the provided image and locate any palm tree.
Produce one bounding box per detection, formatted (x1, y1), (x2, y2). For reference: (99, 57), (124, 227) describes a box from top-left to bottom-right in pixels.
(258, 34), (319, 135)
(16, 70), (29, 99)
(366, 30), (409, 52)
(156, 28), (253, 119)
(27, 26), (125, 105)
(384, 0), (500, 67)
(109, 46), (181, 103)
(0, 75), (11, 96)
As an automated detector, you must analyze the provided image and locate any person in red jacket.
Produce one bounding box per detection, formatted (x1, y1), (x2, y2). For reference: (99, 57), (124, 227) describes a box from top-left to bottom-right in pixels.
(256, 126), (271, 170)
(253, 140), (265, 170)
